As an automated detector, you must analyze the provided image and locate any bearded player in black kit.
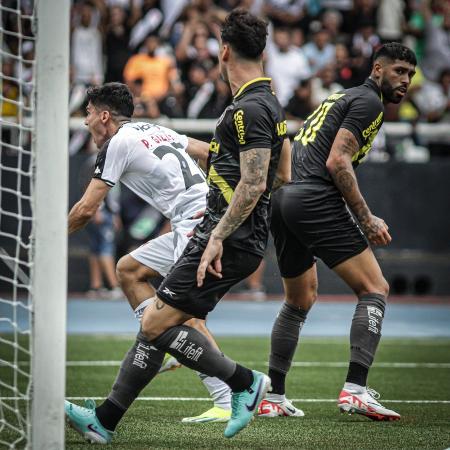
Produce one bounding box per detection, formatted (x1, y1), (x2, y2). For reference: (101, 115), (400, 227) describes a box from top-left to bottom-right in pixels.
(260, 43), (417, 422)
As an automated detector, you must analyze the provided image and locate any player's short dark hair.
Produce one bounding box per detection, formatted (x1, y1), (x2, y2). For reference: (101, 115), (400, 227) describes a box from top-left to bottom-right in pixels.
(86, 82), (134, 118)
(220, 9), (268, 60)
(373, 43), (417, 66)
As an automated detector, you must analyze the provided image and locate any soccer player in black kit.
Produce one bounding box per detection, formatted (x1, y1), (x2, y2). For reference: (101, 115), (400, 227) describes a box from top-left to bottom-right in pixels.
(132, 10), (290, 439)
(263, 43), (417, 422)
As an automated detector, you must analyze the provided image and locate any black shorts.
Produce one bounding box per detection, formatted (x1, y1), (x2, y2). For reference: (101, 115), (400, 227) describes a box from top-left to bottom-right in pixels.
(271, 182), (368, 278)
(157, 238), (262, 319)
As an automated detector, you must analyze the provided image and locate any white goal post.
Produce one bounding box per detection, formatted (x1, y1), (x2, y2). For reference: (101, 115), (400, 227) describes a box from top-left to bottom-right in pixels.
(0, 0), (69, 448)
(32, 0), (70, 448)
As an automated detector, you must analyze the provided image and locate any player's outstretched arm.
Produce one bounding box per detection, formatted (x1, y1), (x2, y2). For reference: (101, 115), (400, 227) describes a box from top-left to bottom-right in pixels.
(272, 137), (291, 192)
(196, 147), (270, 286)
(68, 179), (111, 234)
(326, 128), (391, 246)
(186, 137), (210, 171)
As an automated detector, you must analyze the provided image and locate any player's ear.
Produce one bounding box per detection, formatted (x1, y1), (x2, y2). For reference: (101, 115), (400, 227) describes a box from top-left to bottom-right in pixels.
(221, 44), (230, 62)
(372, 60), (383, 80)
(100, 110), (110, 123)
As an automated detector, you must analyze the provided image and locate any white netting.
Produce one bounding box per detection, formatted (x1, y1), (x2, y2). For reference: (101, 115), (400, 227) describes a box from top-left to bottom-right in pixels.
(0, 1), (35, 448)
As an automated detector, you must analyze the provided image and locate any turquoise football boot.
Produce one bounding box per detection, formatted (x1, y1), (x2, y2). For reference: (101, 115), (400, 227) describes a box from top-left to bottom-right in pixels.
(224, 370), (271, 438)
(65, 399), (113, 444)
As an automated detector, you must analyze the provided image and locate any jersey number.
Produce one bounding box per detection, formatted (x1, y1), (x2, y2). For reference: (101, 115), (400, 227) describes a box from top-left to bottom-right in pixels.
(154, 144), (204, 190)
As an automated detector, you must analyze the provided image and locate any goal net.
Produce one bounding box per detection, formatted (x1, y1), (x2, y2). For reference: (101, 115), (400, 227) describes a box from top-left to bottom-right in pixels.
(0, 1), (69, 448)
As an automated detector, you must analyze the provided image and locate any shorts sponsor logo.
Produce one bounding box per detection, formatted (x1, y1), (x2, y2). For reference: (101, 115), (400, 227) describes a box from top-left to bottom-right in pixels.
(133, 342), (151, 369)
(94, 166), (101, 174)
(162, 287), (175, 298)
(169, 330), (204, 362)
(367, 306), (383, 334)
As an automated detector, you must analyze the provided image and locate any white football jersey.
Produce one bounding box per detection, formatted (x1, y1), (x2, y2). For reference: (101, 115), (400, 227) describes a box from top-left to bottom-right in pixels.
(93, 122), (208, 220)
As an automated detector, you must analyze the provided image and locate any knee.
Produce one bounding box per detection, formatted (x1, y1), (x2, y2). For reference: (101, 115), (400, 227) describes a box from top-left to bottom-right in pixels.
(286, 281), (318, 311)
(185, 318), (206, 333)
(140, 313), (164, 342)
(116, 256), (140, 286)
(357, 277), (389, 298)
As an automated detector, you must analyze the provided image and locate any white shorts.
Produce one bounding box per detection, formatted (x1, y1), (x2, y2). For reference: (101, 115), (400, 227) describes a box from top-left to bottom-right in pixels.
(129, 217), (201, 277)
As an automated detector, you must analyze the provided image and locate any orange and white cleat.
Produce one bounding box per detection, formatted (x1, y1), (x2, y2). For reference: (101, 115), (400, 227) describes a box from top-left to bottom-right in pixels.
(338, 387), (401, 421)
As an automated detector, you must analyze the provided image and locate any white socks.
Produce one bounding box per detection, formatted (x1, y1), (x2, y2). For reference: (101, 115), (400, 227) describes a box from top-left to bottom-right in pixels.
(343, 382), (365, 393)
(198, 373), (231, 410)
(134, 297), (154, 321)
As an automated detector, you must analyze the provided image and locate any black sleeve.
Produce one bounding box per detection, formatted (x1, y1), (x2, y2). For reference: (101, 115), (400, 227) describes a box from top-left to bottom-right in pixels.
(232, 101), (275, 152)
(92, 138), (115, 187)
(340, 95), (383, 148)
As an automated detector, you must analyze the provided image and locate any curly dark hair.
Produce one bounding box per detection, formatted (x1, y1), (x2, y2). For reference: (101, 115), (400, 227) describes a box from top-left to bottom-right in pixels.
(220, 9), (268, 60)
(373, 43), (417, 66)
(86, 82), (134, 118)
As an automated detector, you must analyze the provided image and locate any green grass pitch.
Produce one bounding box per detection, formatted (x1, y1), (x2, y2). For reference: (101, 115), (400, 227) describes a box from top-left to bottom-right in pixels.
(2, 336), (450, 448)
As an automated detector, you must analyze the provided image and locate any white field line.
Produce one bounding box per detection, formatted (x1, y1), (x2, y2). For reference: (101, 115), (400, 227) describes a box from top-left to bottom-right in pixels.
(1, 397), (450, 404)
(57, 361), (450, 368)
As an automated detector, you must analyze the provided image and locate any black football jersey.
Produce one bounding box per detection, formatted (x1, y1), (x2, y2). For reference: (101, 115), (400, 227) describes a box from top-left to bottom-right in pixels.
(194, 78), (287, 256)
(292, 78), (384, 186)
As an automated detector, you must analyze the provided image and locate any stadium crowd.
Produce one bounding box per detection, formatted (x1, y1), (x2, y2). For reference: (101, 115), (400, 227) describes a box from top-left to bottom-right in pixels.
(2, 0), (450, 125)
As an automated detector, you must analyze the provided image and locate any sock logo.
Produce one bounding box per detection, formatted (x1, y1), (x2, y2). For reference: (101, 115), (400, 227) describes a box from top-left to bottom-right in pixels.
(367, 306), (383, 334)
(133, 342), (151, 369)
(169, 330), (204, 362)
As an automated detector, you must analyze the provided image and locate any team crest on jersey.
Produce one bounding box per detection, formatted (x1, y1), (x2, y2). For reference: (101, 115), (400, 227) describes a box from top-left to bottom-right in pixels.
(234, 109), (246, 144)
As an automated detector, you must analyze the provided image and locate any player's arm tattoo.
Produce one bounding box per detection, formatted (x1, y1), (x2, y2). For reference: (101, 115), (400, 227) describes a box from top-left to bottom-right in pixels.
(155, 299), (165, 310)
(271, 174), (285, 192)
(211, 148), (271, 241)
(326, 128), (371, 224)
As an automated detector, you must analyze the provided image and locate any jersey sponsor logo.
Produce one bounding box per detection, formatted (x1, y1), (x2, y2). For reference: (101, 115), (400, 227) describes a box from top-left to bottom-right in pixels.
(207, 165), (234, 204)
(233, 109), (246, 144)
(162, 287), (175, 298)
(362, 111), (383, 138)
(276, 120), (287, 137)
(169, 330), (204, 362)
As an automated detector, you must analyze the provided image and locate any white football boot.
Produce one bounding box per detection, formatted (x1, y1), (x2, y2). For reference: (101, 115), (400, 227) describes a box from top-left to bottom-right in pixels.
(338, 385), (401, 421)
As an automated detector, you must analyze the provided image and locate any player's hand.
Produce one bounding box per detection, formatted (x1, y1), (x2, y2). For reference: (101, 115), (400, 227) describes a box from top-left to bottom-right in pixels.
(186, 210), (205, 237)
(197, 236), (223, 287)
(361, 214), (391, 246)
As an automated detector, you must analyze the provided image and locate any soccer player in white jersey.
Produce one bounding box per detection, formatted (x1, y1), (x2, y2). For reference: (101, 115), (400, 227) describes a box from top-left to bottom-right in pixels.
(66, 83), (232, 444)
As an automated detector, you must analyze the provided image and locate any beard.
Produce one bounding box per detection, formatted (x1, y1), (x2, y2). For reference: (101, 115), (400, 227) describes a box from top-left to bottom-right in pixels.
(380, 78), (404, 104)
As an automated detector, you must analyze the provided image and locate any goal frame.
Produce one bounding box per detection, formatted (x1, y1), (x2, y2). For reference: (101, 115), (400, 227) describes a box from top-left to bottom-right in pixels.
(31, 0), (70, 448)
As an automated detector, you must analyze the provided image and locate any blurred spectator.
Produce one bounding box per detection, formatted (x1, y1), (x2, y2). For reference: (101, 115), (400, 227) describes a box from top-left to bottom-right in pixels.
(266, 26), (311, 106)
(129, 78), (161, 118)
(104, 5), (134, 83)
(413, 67), (450, 122)
(310, 64), (344, 107)
(342, 0), (378, 36)
(421, 0), (450, 82)
(352, 21), (380, 59)
(321, 9), (343, 42)
(123, 35), (181, 101)
(71, 2), (103, 86)
(80, 150), (122, 299)
(263, 0), (307, 27)
(175, 19), (219, 80)
(302, 23), (335, 75)
(334, 42), (366, 87)
(377, 0), (405, 43)
(285, 78), (314, 120)
(128, 0), (164, 50)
